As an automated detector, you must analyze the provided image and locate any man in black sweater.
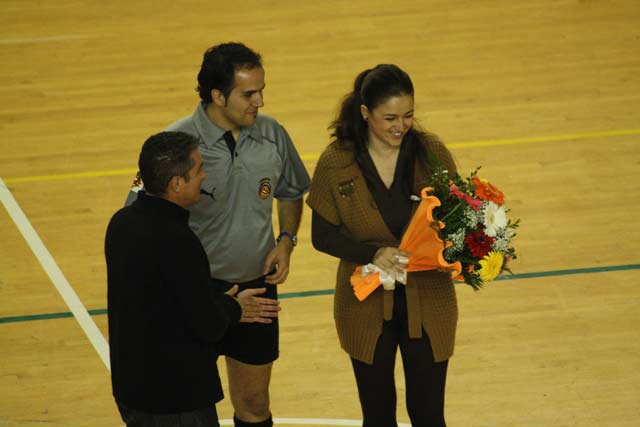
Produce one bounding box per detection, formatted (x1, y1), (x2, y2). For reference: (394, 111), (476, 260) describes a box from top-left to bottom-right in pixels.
(105, 131), (280, 426)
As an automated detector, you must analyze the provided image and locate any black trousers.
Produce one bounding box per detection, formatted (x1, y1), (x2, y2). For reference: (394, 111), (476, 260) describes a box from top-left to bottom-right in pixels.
(350, 286), (449, 427)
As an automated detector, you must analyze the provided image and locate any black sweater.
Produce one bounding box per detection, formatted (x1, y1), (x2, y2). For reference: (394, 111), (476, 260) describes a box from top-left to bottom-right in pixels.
(105, 192), (241, 413)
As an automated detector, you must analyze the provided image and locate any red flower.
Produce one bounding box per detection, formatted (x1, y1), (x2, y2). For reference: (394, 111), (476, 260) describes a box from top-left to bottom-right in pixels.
(449, 182), (465, 198)
(464, 229), (495, 258)
(450, 182), (483, 211)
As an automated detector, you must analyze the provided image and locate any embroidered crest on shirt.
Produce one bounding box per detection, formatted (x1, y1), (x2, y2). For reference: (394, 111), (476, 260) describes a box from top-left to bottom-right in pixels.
(258, 178), (272, 199)
(130, 171), (143, 192)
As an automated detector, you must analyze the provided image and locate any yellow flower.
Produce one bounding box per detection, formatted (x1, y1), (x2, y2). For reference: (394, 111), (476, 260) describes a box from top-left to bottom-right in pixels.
(478, 251), (504, 282)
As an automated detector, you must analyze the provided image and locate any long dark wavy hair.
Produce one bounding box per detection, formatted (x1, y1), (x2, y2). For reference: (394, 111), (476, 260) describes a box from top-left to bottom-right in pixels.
(329, 64), (441, 168)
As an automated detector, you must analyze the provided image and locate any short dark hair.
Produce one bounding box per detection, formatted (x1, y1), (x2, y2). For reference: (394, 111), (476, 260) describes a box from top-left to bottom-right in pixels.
(196, 42), (262, 103)
(138, 131), (199, 196)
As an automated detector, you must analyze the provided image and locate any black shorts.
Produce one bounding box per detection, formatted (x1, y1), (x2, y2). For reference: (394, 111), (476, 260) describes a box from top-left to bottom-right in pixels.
(213, 275), (279, 365)
(117, 403), (219, 427)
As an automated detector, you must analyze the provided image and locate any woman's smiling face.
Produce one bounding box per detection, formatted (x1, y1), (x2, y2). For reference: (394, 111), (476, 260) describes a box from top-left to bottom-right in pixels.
(362, 94), (415, 148)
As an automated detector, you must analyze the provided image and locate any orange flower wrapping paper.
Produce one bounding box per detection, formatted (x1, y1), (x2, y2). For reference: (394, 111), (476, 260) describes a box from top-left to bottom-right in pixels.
(351, 187), (462, 301)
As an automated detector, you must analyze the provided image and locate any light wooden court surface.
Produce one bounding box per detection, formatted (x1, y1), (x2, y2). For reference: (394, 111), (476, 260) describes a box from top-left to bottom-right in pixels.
(1, 1), (639, 426)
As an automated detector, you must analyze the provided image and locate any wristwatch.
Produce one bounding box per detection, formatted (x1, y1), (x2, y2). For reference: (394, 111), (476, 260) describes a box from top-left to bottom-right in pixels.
(276, 231), (297, 247)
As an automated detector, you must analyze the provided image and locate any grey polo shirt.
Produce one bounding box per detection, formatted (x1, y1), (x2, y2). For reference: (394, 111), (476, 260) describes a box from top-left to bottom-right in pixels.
(128, 102), (311, 282)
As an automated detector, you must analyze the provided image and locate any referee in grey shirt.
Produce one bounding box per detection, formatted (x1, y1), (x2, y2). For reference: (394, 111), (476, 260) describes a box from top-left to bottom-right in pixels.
(126, 43), (310, 427)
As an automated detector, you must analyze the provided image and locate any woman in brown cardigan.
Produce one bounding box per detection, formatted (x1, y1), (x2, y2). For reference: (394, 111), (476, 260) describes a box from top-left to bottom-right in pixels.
(306, 64), (458, 427)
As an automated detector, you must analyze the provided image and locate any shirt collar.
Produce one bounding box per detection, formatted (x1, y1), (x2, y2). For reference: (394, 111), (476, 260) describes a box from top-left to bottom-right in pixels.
(134, 191), (190, 223)
(193, 101), (262, 148)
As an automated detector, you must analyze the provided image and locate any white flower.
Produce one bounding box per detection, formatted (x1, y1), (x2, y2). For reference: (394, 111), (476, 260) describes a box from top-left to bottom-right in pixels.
(492, 228), (515, 251)
(463, 206), (481, 228)
(447, 229), (466, 252)
(492, 236), (510, 252)
(482, 202), (507, 237)
(444, 246), (458, 259)
(444, 228), (466, 259)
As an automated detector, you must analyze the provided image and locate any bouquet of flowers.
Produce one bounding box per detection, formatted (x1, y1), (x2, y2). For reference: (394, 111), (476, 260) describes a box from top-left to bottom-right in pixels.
(427, 167), (519, 290)
(350, 167), (519, 299)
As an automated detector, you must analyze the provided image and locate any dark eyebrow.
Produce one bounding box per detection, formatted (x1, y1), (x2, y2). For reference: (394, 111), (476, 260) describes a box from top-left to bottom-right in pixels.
(242, 84), (266, 96)
(383, 110), (414, 117)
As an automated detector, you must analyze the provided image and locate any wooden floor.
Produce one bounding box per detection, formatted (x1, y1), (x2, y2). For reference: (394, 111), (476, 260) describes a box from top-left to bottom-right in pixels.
(1, 1), (640, 426)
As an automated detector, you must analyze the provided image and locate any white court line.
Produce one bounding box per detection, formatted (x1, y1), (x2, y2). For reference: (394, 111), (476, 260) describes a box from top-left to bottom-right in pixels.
(123, 419), (410, 427)
(0, 178), (110, 371)
(1, 178), (409, 424)
(125, 419), (410, 426)
(0, 34), (97, 45)
(220, 419), (411, 426)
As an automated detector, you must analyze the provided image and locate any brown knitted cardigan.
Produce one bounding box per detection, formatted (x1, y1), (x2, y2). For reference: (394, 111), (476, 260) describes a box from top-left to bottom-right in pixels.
(306, 133), (459, 364)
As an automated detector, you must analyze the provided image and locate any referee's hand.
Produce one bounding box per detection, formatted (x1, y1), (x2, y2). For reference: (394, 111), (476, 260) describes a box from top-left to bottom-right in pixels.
(226, 286), (281, 323)
(263, 239), (293, 284)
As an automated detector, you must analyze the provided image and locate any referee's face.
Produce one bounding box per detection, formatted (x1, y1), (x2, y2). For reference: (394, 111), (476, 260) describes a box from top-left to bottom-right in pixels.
(220, 66), (265, 131)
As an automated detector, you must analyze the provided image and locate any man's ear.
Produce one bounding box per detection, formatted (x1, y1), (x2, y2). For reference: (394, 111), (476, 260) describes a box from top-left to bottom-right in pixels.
(168, 175), (182, 194)
(211, 89), (226, 107)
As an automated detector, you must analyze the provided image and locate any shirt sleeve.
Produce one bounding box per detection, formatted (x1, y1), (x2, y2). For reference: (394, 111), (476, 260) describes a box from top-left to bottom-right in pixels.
(312, 211), (379, 265)
(162, 233), (241, 345)
(124, 190), (138, 207)
(124, 171), (143, 207)
(273, 124), (311, 200)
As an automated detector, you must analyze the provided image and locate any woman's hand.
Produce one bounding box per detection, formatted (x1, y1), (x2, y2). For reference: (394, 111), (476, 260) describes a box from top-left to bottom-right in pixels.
(372, 247), (410, 275)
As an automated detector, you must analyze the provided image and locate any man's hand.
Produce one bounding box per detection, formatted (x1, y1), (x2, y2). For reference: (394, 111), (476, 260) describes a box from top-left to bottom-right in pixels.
(262, 239), (293, 285)
(225, 285), (281, 323)
(266, 198), (303, 285)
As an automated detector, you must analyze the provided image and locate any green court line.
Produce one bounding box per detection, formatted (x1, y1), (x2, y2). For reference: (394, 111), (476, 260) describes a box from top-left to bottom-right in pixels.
(279, 289), (335, 299)
(0, 308), (110, 324)
(1, 263), (638, 325)
(494, 263), (640, 280)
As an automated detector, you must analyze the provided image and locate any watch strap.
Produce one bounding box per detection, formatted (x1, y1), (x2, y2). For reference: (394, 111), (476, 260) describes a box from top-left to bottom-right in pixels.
(276, 231), (297, 246)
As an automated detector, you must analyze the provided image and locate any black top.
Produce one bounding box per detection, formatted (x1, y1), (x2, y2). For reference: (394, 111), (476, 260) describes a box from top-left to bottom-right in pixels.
(105, 191), (241, 413)
(312, 139), (416, 264)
